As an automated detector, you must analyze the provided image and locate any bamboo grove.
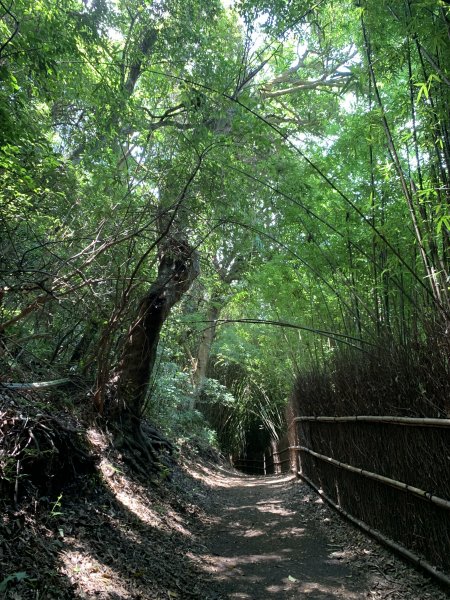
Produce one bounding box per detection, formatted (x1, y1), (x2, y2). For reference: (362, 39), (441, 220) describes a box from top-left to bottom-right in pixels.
(1, 0), (450, 455)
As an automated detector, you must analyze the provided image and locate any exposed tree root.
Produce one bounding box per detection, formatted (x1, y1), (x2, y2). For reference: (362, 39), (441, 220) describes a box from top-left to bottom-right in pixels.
(142, 421), (174, 455)
(110, 418), (175, 477)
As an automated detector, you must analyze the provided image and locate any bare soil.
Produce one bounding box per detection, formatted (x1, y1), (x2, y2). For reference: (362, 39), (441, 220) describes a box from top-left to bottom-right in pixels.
(191, 464), (449, 600)
(1, 431), (449, 599)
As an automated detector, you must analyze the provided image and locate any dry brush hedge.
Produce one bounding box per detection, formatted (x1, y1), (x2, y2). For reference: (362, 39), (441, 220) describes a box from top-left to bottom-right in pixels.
(295, 419), (450, 575)
(0, 390), (96, 503)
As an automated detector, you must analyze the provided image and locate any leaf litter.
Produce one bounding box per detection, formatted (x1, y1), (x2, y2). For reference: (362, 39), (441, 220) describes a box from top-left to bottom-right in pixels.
(1, 427), (449, 599)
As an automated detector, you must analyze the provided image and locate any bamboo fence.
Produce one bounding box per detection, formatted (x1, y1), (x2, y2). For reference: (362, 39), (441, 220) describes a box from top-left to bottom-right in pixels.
(292, 415), (450, 427)
(298, 470), (450, 588)
(294, 445), (450, 510)
(290, 414), (450, 583)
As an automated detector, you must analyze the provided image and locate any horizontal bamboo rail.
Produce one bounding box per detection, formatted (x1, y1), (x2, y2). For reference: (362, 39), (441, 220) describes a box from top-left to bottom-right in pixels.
(298, 471), (450, 588)
(292, 415), (450, 427)
(268, 449), (290, 459)
(294, 446), (450, 511)
(1, 379), (71, 391)
(266, 447), (291, 472)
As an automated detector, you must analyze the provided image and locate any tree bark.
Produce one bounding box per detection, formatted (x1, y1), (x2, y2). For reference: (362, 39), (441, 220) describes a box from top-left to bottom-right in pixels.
(191, 300), (220, 406)
(190, 254), (245, 409)
(110, 237), (199, 456)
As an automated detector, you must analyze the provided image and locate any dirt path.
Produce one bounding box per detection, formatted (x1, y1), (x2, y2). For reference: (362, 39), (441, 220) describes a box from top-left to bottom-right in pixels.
(191, 466), (448, 600)
(1, 435), (448, 599)
(201, 472), (364, 599)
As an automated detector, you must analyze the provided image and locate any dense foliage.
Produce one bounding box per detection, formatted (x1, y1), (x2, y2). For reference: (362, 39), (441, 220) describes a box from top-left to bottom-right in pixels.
(1, 0), (449, 455)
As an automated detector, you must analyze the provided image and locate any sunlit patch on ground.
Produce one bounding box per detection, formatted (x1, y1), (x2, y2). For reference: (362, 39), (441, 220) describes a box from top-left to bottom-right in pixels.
(265, 580), (362, 598)
(86, 427), (110, 452)
(279, 526), (305, 538)
(96, 457), (193, 537)
(297, 581), (362, 598)
(254, 501), (295, 516)
(98, 458), (164, 528)
(189, 549), (287, 576)
(242, 528), (265, 537)
(60, 548), (132, 598)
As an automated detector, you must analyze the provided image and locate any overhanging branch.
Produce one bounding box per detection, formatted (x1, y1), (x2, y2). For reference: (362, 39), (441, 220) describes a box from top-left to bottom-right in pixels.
(194, 317), (375, 349)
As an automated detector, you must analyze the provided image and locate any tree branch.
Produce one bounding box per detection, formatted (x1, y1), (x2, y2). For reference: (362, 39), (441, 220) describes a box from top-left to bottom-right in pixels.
(0, 1), (19, 58)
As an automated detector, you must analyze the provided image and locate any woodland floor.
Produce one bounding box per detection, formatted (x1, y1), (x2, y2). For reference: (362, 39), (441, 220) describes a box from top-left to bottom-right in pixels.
(1, 426), (449, 600)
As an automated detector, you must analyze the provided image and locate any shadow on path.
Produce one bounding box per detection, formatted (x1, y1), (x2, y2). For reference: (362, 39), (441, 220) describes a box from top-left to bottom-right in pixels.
(200, 472), (367, 600)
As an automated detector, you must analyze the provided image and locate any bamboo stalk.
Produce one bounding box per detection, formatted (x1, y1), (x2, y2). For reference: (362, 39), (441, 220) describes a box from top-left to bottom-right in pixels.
(1, 379), (71, 391)
(298, 471), (450, 588)
(292, 416), (450, 428)
(294, 446), (450, 510)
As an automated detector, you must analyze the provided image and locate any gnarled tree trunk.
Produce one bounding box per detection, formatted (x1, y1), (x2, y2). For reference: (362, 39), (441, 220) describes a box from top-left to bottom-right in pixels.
(109, 237), (199, 465)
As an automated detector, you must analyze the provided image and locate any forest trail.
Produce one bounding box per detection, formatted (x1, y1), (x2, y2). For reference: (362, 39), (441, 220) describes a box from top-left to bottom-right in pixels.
(1, 424), (448, 599)
(201, 471), (364, 599)
(192, 464), (447, 600)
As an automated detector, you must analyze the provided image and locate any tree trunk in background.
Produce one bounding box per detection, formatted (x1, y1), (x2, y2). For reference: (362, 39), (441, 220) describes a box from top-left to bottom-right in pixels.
(190, 254), (244, 409)
(191, 299), (220, 408)
(69, 320), (99, 372)
(110, 237), (199, 455)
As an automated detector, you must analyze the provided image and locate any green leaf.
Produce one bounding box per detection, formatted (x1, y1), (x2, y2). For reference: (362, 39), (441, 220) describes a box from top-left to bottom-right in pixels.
(0, 572), (29, 592)
(414, 82), (428, 101)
